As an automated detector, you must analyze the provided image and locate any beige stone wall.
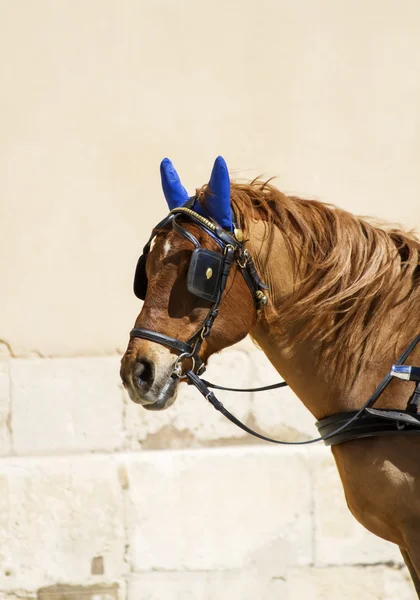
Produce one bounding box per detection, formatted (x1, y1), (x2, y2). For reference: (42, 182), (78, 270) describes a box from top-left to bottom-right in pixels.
(0, 353), (417, 599)
(1, 350), (413, 600)
(1, 1), (420, 598)
(1, 0), (420, 356)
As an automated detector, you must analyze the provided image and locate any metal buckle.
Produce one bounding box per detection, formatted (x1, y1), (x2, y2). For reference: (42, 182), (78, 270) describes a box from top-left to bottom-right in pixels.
(224, 244), (236, 256)
(237, 249), (249, 269)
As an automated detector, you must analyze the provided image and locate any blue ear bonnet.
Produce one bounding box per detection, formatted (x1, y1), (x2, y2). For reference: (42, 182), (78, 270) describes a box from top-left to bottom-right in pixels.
(160, 156), (233, 231)
(160, 158), (189, 210)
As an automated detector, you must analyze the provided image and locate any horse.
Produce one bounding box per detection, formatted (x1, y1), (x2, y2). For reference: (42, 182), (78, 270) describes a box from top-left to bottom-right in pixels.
(120, 156), (420, 595)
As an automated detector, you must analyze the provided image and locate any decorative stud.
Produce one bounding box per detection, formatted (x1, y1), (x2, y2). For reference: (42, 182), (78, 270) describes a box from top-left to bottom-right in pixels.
(234, 228), (244, 242)
(256, 290), (268, 307)
(206, 268), (213, 279)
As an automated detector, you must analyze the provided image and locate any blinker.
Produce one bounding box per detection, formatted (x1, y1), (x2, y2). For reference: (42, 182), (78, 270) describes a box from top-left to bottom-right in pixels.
(187, 248), (223, 303)
(134, 245), (224, 304)
(133, 204), (269, 311)
(134, 253), (148, 300)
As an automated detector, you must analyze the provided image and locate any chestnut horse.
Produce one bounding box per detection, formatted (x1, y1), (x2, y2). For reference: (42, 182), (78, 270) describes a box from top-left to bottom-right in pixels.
(121, 157), (420, 595)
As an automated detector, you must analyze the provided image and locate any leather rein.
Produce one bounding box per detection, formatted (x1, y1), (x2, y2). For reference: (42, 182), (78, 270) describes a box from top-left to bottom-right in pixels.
(130, 202), (420, 446)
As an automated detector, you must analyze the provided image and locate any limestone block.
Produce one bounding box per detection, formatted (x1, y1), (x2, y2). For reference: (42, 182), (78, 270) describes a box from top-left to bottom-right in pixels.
(37, 584), (119, 600)
(0, 455), (126, 591)
(125, 447), (312, 571)
(11, 358), (123, 454)
(312, 449), (402, 565)
(124, 351), (253, 449)
(128, 565), (416, 600)
(0, 359), (11, 455)
(249, 351), (317, 441)
(128, 571), (276, 600)
(279, 566), (416, 600)
(0, 594), (36, 600)
(383, 566), (417, 600)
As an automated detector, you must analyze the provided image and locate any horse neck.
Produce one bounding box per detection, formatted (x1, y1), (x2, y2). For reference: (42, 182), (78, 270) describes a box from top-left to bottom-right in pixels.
(245, 219), (419, 420)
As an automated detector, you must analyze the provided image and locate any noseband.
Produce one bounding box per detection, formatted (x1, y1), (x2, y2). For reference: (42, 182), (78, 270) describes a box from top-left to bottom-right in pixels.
(129, 199), (420, 446)
(130, 198), (269, 378)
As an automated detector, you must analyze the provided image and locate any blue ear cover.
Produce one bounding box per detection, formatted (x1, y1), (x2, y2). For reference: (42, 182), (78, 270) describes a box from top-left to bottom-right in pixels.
(160, 158), (189, 210)
(160, 156), (232, 230)
(206, 156), (233, 230)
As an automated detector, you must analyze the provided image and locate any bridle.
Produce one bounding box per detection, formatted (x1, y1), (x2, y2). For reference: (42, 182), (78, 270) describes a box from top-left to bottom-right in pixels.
(130, 197), (269, 379)
(129, 199), (420, 446)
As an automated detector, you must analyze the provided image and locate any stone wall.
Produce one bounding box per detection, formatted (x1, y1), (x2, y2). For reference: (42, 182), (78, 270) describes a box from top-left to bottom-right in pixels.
(2, 0), (420, 358)
(0, 346), (415, 599)
(2, 2), (420, 598)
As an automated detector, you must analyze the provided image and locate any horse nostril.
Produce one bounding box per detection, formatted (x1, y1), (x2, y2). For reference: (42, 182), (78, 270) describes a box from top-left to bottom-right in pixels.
(134, 357), (154, 390)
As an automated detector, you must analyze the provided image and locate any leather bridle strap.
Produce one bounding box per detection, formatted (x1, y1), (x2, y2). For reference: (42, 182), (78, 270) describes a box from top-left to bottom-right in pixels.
(130, 203), (269, 380)
(130, 327), (194, 355)
(200, 379), (288, 393)
(128, 327), (288, 393)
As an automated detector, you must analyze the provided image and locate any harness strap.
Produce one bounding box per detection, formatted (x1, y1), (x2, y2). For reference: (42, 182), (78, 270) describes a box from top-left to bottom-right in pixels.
(130, 328), (193, 355)
(186, 370), (372, 445)
(173, 217), (201, 248)
(200, 379), (288, 393)
(186, 334), (420, 446)
(244, 253), (269, 291)
(316, 408), (420, 446)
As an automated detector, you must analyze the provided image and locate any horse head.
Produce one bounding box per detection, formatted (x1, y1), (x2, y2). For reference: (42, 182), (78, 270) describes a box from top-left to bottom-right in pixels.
(120, 157), (265, 410)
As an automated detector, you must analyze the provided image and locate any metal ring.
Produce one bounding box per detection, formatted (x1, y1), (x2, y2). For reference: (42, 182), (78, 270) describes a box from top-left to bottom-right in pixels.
(172, 352), (196, 379)
(224, 243), (236, 255)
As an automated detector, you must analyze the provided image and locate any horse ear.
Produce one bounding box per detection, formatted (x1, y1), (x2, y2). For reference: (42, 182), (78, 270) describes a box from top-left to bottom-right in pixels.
(206, 156), (232, 230)
(160, 158), (189, 210)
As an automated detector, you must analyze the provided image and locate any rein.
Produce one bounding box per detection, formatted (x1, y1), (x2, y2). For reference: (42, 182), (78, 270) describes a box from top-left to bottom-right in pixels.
(130, 201), (420, 446)
(185, 335), (420, 446)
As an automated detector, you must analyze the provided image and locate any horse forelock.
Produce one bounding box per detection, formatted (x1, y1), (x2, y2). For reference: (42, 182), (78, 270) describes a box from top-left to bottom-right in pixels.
(196, 179), (420, 370)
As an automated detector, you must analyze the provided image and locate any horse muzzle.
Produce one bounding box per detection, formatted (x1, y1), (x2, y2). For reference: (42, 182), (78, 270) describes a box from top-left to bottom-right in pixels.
(120, 352), (179, 410)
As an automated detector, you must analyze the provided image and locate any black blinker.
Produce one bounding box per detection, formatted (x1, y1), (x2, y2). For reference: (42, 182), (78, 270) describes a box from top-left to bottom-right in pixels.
(133, 252), (148, 300)
(187, 248), (223, 303)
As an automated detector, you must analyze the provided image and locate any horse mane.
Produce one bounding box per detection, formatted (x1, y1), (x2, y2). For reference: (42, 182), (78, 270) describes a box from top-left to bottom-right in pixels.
(197, 180), (420, 367)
